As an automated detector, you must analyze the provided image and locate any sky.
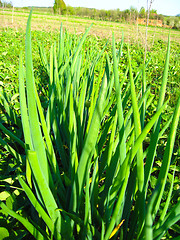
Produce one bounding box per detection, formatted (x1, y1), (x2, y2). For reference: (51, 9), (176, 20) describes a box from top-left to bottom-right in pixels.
(9, 0), (180, 16)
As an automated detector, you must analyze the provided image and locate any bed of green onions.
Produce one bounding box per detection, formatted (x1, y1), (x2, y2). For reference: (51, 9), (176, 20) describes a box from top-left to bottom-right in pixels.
(0, 10), (180, 240)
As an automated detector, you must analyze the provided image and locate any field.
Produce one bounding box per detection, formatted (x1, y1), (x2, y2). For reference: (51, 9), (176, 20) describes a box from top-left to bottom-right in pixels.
(0, 8), (180, 240)
(1, 8), (180, 42)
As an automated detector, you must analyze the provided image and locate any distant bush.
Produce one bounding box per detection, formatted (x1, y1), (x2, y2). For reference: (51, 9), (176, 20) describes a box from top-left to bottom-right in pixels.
(174, 17), (180, 29)
(164, 16), (180, 30)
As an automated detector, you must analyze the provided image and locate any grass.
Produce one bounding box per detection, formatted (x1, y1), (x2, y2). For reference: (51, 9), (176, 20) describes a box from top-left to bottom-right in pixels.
(0, 9), (180, 240)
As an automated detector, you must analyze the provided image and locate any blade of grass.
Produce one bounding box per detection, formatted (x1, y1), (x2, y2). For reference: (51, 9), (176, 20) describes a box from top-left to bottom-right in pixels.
(25, 9), (49, 182)
(70, 69), (108, 212)
(128, 46), (145, 232)
(144, 34), (171, 197)
(0, 201), (47, 240)
(155, 167), (176, 228)
(153, 201), (180, 240)
(26, 150), (62, 234)
(18, 175), (55, 233)
(71, 24), (93, 74)
(112, 33), (126, 165)
(0, 135), (24, 163)
(34, 87), (66, 197)
(0, 122), (25, 148)
(152, 97), (180, 219)
(19, 50), (33, 186)
(145, 185), (160, 240)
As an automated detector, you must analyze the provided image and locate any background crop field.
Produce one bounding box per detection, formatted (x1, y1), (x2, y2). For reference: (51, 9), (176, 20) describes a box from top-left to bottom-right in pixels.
(1, 8), (180, 43)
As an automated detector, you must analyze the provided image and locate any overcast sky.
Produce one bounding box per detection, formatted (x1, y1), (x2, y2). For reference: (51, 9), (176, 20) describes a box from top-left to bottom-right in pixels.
(10, 0), (180, 16)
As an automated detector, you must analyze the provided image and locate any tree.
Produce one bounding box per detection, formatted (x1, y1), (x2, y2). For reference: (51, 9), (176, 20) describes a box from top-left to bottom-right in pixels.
(66, 6), (74, 15)
(174, 17), (180, 29)
(0, 0), (13, 8)
(123, 9), (130, 21)
(53, 0), (66, 15)
(149, 9), (157, 19)
(130, 6), (138, 22)
(167, 17), (175, 28)
(139, 7), (146, 18)
(158, 14), (164, 21)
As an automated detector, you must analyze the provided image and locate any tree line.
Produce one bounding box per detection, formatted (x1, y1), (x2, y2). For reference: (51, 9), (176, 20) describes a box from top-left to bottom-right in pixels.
(53, 0), (180, 29)
(59, 5), (180, 29)
(55, 3), (164, 22)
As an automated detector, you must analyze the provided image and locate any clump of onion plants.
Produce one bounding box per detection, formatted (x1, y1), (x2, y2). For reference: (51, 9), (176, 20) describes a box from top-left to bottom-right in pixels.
(0, 10), (180, 240)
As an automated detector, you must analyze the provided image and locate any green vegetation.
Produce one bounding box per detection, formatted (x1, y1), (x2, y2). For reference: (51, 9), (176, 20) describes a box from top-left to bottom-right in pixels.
(164, 16), (180, 29)
(0, 9), (180, 240)
(53, 0), (66, 15)
(0, 0), (13, 8)
(64, 6), (161, 22)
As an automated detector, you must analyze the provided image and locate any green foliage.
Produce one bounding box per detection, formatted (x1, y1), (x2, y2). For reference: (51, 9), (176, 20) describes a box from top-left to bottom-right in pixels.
(0, 10), (180, 240)
(164, 16), (180, 29)
(139, 7), (146, 18)
(53, 0), (67, 15)
(64, 5), (165, 24)
(0, 0), (13, 8)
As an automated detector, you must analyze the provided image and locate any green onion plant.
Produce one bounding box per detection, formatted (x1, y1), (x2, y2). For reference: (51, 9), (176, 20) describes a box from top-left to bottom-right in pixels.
(0, 10), (180, 240)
